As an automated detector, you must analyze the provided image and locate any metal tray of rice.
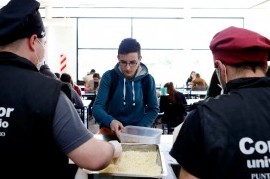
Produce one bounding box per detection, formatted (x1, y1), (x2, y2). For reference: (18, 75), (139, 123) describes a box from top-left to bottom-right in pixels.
(83, 143), (167, 178)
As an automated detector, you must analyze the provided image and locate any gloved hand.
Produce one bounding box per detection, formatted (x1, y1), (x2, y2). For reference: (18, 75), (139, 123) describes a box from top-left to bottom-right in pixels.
(109, 140), (122, 158)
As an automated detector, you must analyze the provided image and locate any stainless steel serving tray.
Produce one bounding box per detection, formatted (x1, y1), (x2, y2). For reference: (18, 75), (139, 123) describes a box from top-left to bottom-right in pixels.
(83, 143), (167, 178)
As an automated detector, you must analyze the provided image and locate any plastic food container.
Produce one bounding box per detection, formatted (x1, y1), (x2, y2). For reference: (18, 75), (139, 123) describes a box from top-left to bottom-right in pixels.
(119, 125), (163, 144)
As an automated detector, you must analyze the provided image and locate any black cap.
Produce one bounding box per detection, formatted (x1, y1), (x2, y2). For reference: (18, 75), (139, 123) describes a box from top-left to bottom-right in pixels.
(0, 0), (45, 45)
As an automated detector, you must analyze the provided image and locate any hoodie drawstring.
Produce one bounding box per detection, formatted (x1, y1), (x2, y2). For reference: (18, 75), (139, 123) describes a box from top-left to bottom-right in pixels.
(132, 81), (135, 106)
(122, 78), (136, 106)
(123, 78), (126, 105)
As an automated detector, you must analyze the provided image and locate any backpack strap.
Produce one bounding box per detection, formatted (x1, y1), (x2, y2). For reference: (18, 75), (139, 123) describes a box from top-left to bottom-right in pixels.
(108, 69), (150, 105)
(108, 69), (118, 102)
(141, 74), (150, 105)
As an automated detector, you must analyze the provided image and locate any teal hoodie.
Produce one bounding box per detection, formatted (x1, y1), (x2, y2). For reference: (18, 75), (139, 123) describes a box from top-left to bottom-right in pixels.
(92, 62), (159, 128)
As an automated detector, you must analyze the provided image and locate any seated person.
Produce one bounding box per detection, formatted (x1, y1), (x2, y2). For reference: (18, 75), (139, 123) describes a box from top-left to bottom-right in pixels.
(60, 73), (84, 108)
(191, 73), (208, 91)
(186, 71), (196, 88)
(159, 82), (187, 133)
(83, 69), (95, 90)
(39, 64), (58, 79)
(71, 78), (82, 97)
(85, 73), (100, 93)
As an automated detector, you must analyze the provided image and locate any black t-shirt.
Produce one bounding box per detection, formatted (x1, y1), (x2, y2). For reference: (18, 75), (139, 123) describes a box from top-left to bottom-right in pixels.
(170, 77), (270, 179)
(170, 110), (205, 177)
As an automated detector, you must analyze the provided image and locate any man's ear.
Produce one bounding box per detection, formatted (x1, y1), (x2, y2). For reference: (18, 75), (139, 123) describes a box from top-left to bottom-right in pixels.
(214, 59), (227, 86)
(29, 34), (37, 51)
(214, 60), (223, 69)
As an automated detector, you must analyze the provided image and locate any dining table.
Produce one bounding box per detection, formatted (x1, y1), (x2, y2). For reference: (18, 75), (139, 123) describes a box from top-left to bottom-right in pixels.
(81, 91), (97, 100)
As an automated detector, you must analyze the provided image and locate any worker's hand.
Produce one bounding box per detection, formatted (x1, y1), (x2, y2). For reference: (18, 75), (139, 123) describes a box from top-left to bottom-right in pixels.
(110, 119), (124, 134)
(109, 140), (122, 158)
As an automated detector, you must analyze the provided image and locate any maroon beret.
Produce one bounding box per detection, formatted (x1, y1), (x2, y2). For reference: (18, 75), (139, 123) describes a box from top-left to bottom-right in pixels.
(209, 26), (270, 65)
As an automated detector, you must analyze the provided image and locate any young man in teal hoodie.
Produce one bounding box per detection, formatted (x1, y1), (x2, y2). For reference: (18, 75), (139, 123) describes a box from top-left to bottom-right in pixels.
(92, 38), (159, 134)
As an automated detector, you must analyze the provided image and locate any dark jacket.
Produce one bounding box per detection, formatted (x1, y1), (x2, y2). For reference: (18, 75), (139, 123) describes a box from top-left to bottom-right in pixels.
(171, 77), (270, 179)
(159, 91), (187, 127)
(0, 52), (72, 178)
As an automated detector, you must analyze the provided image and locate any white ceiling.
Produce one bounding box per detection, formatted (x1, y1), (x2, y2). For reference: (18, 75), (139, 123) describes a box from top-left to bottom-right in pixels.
(0, 0), (270, 9)
(43, 0), (270, 8)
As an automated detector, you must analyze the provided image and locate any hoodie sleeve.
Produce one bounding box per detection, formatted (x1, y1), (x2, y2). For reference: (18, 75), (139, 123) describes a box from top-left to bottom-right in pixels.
(136, 74), (159, 127)
(92, 71), (114, 128)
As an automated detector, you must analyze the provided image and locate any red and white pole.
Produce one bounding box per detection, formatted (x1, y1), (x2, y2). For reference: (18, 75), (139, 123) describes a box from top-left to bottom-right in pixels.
(60, 54), (67, 74)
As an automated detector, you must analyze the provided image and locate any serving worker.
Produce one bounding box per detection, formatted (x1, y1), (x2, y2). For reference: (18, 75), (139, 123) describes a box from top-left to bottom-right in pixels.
(170, 26), (270, 178)
(0, 0), (121, 178)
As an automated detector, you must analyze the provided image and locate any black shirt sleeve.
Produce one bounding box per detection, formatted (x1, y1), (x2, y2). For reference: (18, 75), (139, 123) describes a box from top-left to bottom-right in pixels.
(169, 109), (204, 178)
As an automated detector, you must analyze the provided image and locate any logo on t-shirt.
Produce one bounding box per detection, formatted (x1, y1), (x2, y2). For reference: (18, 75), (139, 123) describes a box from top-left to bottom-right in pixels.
(239, 137), (270, 178)
(0, 107), (14, 137)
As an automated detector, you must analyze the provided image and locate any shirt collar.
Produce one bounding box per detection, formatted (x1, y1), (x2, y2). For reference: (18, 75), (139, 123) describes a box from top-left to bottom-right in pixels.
(224, 77), (270, 94)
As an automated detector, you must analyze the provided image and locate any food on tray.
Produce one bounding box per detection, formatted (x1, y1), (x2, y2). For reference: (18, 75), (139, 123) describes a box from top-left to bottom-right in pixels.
(99, 150), (161, 176)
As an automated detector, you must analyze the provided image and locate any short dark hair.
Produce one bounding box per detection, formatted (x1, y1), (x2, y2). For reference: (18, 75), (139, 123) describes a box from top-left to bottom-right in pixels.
(90, 69), (95, 73)
(60, 73), (71, 83)
(118, 38), (141, 55)
(93, 73), (100, 79)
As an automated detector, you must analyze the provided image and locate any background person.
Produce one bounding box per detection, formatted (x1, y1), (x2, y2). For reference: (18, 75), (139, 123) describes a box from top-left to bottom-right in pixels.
(164, 82), (187, 105)
(83, 68), (96, 90)
(60, 72), (84, 108)
(85, 72), (101, 93)
(39, 63), (58, 79)
(159, 82), (187, 134)
(170, 26), (270, 179)
(93, 72), (101, 91)
(191, 73), (208, 91)
(92, 38), (159, 135)
(186, 71), (196, 87)
(0, 0), (122, 178)
(71, 78), (82, 97)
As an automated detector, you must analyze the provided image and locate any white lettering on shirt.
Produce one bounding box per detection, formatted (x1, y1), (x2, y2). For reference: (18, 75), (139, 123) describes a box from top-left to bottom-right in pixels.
(239, 137), (270, 170)
(0, 107), (14, 117)
(239, 137), (270, 155)
(251, 173), (270, 179)
(0, 107), (15, 137)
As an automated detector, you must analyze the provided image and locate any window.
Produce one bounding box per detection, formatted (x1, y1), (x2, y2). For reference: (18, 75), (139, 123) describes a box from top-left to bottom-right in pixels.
(78, 16), (243, 86)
